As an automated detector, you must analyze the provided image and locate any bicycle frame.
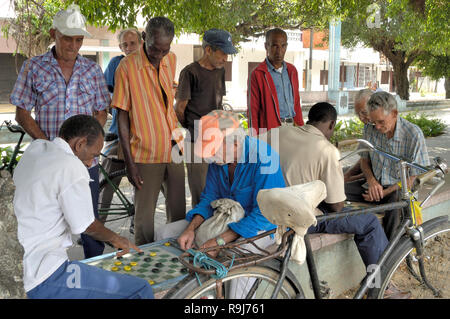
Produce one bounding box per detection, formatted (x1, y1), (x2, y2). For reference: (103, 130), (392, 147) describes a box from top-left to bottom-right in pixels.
(97, 162), (134, 217)
(304, 139), (447, 299)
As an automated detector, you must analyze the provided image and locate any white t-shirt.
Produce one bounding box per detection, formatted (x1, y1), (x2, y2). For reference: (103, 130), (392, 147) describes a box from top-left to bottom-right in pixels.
(13, 137), (95, 292)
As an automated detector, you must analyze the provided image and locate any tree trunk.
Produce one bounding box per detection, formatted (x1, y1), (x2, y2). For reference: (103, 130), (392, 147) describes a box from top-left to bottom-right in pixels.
(391, 61), (410, 100)
(445, 77), (450, 99)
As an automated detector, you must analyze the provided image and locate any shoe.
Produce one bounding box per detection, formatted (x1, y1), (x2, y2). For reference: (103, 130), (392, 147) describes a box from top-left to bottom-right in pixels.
(384, 283), (412, 299)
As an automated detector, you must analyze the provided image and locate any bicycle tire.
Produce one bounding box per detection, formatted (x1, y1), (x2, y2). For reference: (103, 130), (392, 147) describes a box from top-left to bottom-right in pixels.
(367, 216), (449, 299)
(164, 258), (304, 299)
(98, 169), (134, 223)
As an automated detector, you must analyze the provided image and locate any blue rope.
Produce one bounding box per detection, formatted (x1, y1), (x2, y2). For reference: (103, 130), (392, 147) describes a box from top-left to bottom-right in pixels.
(186, 248), (235, 286)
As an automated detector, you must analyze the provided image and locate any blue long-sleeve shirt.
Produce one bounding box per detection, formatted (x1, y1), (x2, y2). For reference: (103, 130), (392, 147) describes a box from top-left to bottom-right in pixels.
(186, 136), (285, 238)
(103, 55), (124, 135)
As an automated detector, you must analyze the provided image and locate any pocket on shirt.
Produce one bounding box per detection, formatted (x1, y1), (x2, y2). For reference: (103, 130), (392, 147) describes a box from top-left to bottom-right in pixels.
(35, 79), (58, 109)
(78, 80), (96, 113)
(233, 185), (254, 210)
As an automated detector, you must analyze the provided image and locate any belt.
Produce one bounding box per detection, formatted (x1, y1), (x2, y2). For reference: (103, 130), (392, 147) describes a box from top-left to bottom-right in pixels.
(280, 118), (293, 124)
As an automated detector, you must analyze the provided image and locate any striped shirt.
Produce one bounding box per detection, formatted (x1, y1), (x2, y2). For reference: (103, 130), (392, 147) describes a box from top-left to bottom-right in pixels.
(10, 47), (110, 141)
(111, 46), (179, 163)
(361, 116), (430, 186)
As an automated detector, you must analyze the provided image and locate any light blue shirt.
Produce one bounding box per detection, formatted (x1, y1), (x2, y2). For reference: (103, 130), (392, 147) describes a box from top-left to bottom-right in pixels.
(265, 58), (295, 119)
(361, 117), (430, 186)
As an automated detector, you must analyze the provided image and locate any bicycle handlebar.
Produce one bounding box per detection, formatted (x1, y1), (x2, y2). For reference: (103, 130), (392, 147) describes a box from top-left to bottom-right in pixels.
(339, 138), (435, 174)
(2, 120), (26, 135)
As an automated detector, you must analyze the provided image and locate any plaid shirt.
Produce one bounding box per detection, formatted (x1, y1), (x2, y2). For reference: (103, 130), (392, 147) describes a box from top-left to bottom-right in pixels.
(361, 116), (430, 186)
(11, 47), (110, 141)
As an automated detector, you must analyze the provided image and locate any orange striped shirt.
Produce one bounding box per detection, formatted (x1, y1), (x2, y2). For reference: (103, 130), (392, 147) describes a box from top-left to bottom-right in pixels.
(112, 46), (179, 163)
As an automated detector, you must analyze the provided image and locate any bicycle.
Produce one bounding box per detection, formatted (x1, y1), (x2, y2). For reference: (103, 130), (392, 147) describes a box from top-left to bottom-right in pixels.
(0, 120), (27, 174)
(96, 135), (135, 235)
(164, 138), (449, 299)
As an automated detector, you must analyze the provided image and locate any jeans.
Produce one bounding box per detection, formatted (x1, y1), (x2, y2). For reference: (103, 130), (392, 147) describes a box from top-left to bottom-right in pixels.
(307, 206), (388, 267)
(27, 260), (154, 299)
(81, 165), (105, 258)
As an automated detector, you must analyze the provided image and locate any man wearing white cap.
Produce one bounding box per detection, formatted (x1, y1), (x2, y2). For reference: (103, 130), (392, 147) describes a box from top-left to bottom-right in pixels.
(10, 4), (111, 259)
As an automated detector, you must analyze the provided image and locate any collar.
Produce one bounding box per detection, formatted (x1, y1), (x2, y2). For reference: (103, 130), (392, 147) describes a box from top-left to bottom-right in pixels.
(43, 46), (84, 65)
(301, 124), (327, 139)
(265, 58), (285, 73)
(52, 137), (76, 156)
(390, 115), (403, 142)
(138, 44), (168, 71)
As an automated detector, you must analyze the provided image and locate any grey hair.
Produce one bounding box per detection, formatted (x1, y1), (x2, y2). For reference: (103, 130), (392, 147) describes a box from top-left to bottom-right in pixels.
(145, 17), (174, 40)
(201, 39), (220, 51)
(118, 28), (142, 43)
(367, 91), (397, 114)
(354, 89), (373, 107)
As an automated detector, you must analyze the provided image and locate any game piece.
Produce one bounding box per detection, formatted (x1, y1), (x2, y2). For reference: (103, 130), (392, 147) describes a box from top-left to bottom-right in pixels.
(117, 256), (123, 260)
(164, 242), (171, 246)
(138, 252), (144, 256)
(83, 240), (190, 293)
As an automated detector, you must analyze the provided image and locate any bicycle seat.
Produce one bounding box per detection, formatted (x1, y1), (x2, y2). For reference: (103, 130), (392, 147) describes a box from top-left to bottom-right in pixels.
(257, 180), (327, 264)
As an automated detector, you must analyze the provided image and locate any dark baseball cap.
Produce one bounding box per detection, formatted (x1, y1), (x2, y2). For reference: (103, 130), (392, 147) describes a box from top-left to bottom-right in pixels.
(203, 29), (237, 55)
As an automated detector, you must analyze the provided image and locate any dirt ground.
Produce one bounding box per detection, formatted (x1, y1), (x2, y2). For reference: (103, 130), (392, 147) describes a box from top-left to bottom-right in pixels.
(338, 231), (449, 299)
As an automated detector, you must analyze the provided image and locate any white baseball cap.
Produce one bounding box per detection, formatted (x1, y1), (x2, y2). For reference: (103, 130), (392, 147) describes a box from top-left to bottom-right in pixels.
(52, 4), (92, 38)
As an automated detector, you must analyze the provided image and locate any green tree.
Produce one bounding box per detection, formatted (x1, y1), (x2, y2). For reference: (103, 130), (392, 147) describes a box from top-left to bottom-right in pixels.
(1, 0), (63, 58)
(341, 0), (449, 100)
(415, 54), (450, 98)
(72, 0), (345, 43)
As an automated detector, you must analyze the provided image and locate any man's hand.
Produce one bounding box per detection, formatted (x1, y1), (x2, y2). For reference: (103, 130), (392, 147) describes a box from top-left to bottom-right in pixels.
(366, 179), (384, 202)
(84, 219), (142, 257)
(174, 99), (188, 126)
(177, 228), (196, 251)
(177, 214), (205, 250)
(110, 234), (143, 258)
(125, 160), (143, 190)
(200, 238), (221, 258)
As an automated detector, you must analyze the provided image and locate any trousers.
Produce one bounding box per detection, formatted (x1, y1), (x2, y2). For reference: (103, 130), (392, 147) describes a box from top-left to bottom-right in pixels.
(81, 165), (105, 258)
(307, 206), (388, 267)
(345, 179), (402, 241)
(134, 163), (186, 245)
(26, 260), (154, 299)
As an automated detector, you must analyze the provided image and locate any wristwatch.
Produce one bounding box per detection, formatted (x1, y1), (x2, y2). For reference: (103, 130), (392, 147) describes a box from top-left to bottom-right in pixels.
(216, 236), (226, 246)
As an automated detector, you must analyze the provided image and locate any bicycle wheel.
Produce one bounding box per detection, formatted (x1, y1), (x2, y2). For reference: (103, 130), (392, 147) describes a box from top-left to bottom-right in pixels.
(368, 216), (449, 299)
(164, 259), (304, 299)
(98, 169), (135, 235)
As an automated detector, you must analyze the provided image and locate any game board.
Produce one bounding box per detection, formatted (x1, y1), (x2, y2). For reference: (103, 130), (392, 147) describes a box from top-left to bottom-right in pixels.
(81, 238), (189, 293)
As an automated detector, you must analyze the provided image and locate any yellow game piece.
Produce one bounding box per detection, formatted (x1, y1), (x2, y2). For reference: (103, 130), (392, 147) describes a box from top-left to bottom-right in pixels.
(124, 266), (132, 271)
(111, 266), (119, 272)
(164, 242), (171, 246)
(114, 261), (122, 266)
(130, 262), (137, 266)
(149, 252), (157, 257)
(148, 280), (155, 285)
